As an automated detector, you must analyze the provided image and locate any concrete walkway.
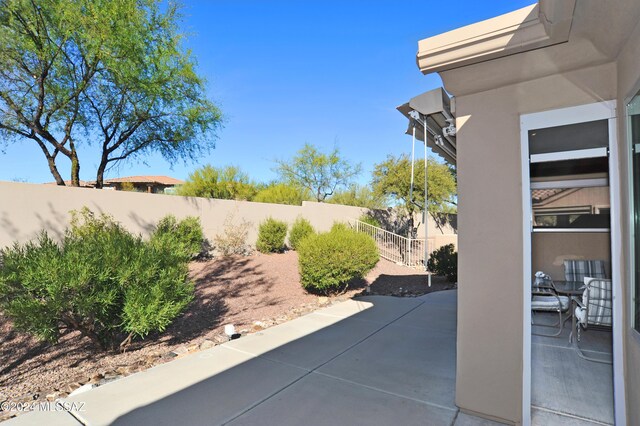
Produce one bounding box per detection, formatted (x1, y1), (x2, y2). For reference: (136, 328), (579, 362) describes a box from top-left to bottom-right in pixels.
(4, 290), (502, 426)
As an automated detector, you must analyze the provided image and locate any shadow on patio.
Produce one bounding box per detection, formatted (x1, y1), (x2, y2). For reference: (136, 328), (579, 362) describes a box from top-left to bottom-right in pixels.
(5, 290), (480, 425)
(532, 312), (613, 425)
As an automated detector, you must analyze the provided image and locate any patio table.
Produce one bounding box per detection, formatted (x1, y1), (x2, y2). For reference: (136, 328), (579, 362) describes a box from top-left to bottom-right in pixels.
(554, 281), (586, 343)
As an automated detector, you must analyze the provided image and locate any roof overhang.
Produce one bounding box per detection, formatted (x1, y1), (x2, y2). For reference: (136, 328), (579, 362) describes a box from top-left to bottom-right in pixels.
(416, 1), (576, 74)
(397, 88), (457, 165)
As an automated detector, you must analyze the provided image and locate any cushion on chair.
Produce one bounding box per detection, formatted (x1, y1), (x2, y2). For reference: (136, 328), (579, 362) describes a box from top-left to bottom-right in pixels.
(532, 295), (570, 311)
(582, 277), (613, 327)
(564, 260), (607, 282)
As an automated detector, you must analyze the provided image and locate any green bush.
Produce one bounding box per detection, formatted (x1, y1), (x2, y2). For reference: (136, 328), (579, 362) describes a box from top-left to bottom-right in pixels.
(150, 215), (204, 259)
(0, 208), (194, 351)
(256, 217), (288, 253)
(358, 213), (381, 228)
(288, 217), (315, 250)
(427, 243), (458, 282)
(297, 226), (379, 293)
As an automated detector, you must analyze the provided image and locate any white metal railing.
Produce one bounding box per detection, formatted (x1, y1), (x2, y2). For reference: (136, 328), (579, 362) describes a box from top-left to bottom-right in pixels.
(350, 219), (434, 268)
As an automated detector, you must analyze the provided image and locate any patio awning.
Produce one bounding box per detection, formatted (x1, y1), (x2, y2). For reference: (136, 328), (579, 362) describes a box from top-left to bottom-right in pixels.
(397, 87), (457, 165)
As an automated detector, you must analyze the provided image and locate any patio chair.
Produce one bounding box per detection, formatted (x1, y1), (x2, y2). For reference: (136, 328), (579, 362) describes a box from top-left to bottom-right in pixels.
(574, 277), (613, 364)
(564, 259), (607, 282)
(531, 273), (569, 337)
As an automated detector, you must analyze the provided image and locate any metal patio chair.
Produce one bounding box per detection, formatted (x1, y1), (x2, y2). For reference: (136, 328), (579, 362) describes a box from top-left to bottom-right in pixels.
(574, 277), (613, 364)
(531, 274), (570, 337)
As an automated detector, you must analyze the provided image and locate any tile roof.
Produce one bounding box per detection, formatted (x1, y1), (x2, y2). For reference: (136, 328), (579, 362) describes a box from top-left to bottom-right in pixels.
(103, 176), (184, 185)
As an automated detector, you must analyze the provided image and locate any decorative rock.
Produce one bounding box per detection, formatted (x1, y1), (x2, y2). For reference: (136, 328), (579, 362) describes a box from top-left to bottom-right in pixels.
(68, 383), (97, 397)
(199, 339), (215, 350)
(318, 296), (329, 305)
(170, 346), (189, 357)
(186, 343), (199, 352)
(89, 373), (104, 384)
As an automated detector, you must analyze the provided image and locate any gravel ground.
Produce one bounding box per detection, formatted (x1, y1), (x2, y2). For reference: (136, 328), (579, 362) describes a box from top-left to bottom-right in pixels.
(0, 251), (453, 421)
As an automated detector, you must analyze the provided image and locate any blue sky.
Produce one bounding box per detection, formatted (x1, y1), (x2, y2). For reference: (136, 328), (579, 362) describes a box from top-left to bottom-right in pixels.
(0, 0), (534, 185)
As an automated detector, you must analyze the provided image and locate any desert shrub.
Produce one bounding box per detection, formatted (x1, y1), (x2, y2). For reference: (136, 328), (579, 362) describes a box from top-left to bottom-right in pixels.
(0, 208), (194, 351)
(256, 217), (288, 253)
(330, 221), (351, 233)
(150, 215), (204, 259)
(358, 213), (381, 228)
(289, 217), (315, 250)
(297, 226), (379, 293)
(427, 243), (458, 282)
(213, 212), (252, 256)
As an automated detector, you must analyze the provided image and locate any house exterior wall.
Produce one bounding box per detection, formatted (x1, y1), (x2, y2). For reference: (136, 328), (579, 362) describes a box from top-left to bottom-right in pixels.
(615, 13), (640, 425)
(451, 62), (616, 424)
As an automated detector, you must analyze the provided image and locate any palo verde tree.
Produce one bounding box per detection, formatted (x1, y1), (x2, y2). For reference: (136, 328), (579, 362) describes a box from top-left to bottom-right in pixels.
(177, 164), (258, 200)
(371, 154), (457, 235)
(275, 143), (361, 202)
(0, 0), (221, 187)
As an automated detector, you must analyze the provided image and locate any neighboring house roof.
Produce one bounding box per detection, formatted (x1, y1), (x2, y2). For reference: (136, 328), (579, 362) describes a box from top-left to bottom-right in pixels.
(103, 176), (184, 185)
(531, 188), (565, 203)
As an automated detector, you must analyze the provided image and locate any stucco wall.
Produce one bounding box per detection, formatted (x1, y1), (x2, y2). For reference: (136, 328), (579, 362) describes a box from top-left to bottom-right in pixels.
(616, 13), (640, 426)
(450, 61), (616, 424)
(531, 233), (611, 279)
(0, 182), (456, 254)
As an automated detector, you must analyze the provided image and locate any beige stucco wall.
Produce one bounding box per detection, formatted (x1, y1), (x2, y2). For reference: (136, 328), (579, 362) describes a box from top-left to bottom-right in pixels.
(0, 181), (369, 249)
(451, 62), (616, 424)
(531, 233), (611, 280)
(0, 182), (456, 255)
(615, 12), (640, 426)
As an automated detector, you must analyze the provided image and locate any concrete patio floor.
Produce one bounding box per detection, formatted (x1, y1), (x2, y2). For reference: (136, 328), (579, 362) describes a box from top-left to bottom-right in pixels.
(4, 290), (506, 426)
(532, 313), (614, 425)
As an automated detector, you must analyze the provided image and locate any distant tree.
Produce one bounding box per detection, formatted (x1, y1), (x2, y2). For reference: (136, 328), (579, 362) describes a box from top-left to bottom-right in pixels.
(372, 154), (457, 235)
(253, 182), (312, 205)
(327, 184), (388, 210)
(177, 165), (257, 200)
(0, 0), (221, 187)
(275, 144), (361, 202)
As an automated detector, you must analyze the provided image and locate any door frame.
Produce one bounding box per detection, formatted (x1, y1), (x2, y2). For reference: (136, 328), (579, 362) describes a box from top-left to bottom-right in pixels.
(520, 100), (625, 426)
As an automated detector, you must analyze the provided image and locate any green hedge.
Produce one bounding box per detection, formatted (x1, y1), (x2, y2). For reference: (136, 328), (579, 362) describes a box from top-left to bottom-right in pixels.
(427, 243), (458, 282)
(256, 217), (288, 253)
(288, 217), (315, 250)
(150, 215), (204, 259)
(0, 208), (194, 351)
(297, 225), (379, 293)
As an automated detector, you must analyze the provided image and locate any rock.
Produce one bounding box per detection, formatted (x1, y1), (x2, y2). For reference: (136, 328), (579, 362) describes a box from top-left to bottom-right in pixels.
(318, 296), (329, 305)
(103, 370), (120, 380)
(63, 383), (83, 394)
(115, 366), (132, 376)
(199, 339), (215, 350)
(171, 346), (189, 357)
(186, 343), (199, 352)
(253, 320), (267, 329)
(69, 383), (97, 397)
(213, 334), (228, 344)
(45, 392), (60, 401)
(89, 373), (104, 384)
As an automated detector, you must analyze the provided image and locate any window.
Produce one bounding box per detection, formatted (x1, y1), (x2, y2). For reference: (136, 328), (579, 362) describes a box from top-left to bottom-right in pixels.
(629, 91), (640, 332)
(531, 187), (610, 230)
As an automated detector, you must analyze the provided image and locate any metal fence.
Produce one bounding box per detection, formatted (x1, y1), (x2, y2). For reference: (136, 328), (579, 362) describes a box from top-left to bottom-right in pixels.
(350, 219), (434, 268)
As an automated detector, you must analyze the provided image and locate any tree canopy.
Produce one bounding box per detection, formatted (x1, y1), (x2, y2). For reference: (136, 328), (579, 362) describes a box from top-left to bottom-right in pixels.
(275, 143), (361, 202)
(0, 0), (221, 187)
(176, 165), (257, 200)
(253, 182), (312, 206)
(371, 154), (457, 215)
(326, 184), (388, 210)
